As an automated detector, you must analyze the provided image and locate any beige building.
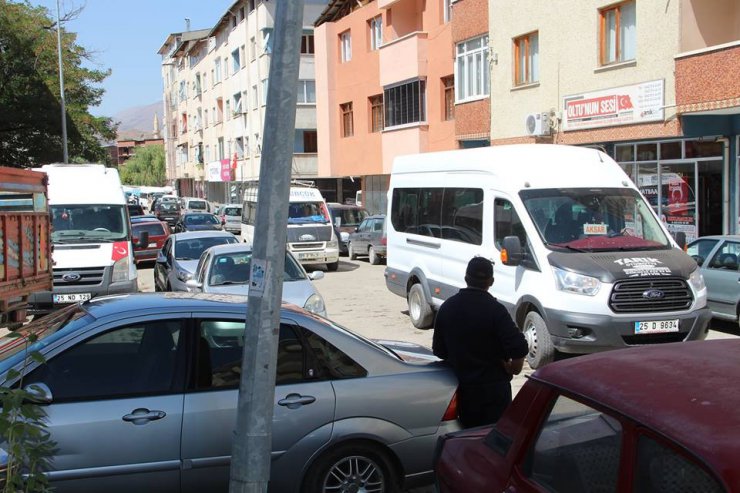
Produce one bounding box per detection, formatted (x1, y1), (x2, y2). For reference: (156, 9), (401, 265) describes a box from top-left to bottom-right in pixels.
(158, 1), (328, 203)
(490, 0), (740, 238)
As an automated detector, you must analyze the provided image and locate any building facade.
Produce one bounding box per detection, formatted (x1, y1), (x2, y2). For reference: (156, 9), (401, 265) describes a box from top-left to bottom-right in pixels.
(489, 0), (740, 238)
(116, 138), (164, 166)
(158, 0), (328, 204)
(314, 0), (455, 214)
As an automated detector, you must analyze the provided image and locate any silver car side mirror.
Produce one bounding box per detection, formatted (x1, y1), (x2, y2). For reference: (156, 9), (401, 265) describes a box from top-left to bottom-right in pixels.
(23, 382), (53, 405)
(186, 279), (203, 291)
(308, 271), (325, 281)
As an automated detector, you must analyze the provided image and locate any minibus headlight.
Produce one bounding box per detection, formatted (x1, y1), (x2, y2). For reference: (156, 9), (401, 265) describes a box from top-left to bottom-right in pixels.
(689, 268), (706, 292)
(328, 239), (338, 249)
(553, 267), (601, 296)
(304, 293), (326, 316)
(112, 256), (131, 283)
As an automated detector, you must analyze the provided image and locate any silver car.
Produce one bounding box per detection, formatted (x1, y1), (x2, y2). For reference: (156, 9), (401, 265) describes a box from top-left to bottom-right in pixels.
(154, 231), (238, 291)
(218, 204), (242, 234)
(2, 294), (461, 492)
(687, 234), (740, 326)
(186, 243), (327, 317)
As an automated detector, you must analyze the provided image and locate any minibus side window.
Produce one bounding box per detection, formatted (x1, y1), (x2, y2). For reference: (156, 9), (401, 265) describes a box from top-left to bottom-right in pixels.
(417, 189), (443, 238)
(441, 188), (483, 245)
(494, 198), (530, 257)
(391, 188), (420, 233)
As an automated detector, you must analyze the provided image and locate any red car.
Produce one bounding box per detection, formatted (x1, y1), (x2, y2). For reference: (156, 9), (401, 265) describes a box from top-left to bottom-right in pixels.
(434, 339), (739, 492)
(132, 219), (170, 265)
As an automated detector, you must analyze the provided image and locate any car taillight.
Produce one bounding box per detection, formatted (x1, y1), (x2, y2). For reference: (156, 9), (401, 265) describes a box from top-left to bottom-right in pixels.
(442, 390), (458, 421)
(381, 235), (387, 246)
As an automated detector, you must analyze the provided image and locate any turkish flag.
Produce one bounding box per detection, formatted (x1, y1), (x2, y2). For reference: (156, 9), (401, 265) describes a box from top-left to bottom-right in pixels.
(618, 95), (633, 110)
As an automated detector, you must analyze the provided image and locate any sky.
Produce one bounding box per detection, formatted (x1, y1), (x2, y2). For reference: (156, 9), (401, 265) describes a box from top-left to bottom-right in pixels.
(31, 0), (233, 117)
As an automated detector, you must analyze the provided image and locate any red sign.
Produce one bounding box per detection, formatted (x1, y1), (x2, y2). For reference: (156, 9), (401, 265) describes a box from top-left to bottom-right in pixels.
(220, 159), (233, 181)
(566, 95), (634, 121)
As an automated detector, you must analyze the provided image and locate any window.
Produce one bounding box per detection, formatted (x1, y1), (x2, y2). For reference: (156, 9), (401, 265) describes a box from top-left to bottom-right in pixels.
(261, 79), (268, 105)
(340, 30), (352, 62)
(340, 102), (354, 137)
(456, 36), (489, 101)
(524, 395), (622, 492)
(369, 95), (384, 132)
(194, 73), (202, 96)
(369, 16), (382, 51)
(235, 137), (244, 159)
(210, 69), (215, 88)
(686, 239), (719, 267)
(225, 100), (231, 120)
(204, 109), (209, 128)
(442, 76), (454, 120)
(250, 36), (256, 60)
(633, 434), (723, 492)
(223, 56), (229, 78)
(233, 92), (243, 115)
(214, 58), (222, 84)
(707, 241), (740, 271)
(231, 48), (240, 73)
(298, 80), (316, 104)
(443, 0), (452, 23)
(514, 31), (539, 86)
(600, 1), (636, 65)
(217, 137), (224, 160)
(240, 45), (246, 68)
(295, 129), (318, 153)
(301, 34), (315, 54)
(441, 188), (483, 244)
(25, 321), (184, 401)
(300, 327), (367, 379)
(384, 79), (426, 127)
(252, 84), (259, 108)
(202, 72), (208, 92)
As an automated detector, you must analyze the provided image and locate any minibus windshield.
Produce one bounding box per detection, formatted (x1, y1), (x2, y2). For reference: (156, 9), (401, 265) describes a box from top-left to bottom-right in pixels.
(288, 201), (330, 224)
(51, 204), (128, 243)
(520, 188), (670, 252)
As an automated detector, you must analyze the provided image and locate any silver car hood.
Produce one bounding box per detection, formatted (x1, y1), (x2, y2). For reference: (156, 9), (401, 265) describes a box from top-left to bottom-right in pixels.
(204, 279), (318, 311)
(373, 339), (440, 362)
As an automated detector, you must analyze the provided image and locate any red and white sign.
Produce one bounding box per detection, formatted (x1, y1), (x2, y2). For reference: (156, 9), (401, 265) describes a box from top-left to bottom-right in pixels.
(562, 80), (664, 131)
(206, 159), (235, 182)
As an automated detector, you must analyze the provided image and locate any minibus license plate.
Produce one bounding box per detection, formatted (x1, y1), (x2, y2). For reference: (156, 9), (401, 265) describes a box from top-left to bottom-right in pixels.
(635, 319), (679, 334)
(54, 293), (91, 304)
(299, 252), (320, 260)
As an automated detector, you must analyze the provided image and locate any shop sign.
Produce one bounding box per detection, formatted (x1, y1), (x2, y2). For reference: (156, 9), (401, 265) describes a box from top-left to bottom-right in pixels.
(206, 160), (234, 182)
(562, 80), (664, 131)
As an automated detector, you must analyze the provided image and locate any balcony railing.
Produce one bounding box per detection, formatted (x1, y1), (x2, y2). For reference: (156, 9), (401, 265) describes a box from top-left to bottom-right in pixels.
(378, 31), (428, 87)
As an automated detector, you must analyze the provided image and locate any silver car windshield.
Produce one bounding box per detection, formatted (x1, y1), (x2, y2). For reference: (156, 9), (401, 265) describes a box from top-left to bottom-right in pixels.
(209, 251), (307, 286)
(175, 236), (236, 260)
(51, 204), (128, 243)
(520, 188), (670, 252)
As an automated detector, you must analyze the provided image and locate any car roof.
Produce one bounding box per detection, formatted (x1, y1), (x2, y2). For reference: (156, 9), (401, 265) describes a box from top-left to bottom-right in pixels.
(131, 215), (159, 222)
(172, 231), (235, 240)
(328, 202), (365, 210)
(532, 339), (740, 474)
(132, 219), (167, 227)
(689, 235), (740, 242)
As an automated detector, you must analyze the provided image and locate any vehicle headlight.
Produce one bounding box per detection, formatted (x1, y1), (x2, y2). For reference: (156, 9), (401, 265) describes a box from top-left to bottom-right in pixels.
(112, 256), (131, 283)
(328, 239), (338, 249)
(553, 266), (601, 296)
(176, 269), (192, 282)
(340, 232), (350, 242)
(688, 267), (706, 292)
(304, 293), (326, 316)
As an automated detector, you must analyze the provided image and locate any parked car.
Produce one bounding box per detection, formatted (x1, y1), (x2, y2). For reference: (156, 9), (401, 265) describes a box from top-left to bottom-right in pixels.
(131, 219), (170, 265)
(155, 202), (181, 231)
(185, 243), (327, 317)
(127, 203), (145, 217)
(686, 235), (740, 327)
(327, 202), (369, 255)
(154, 231), (238, 291)
(434, 339), (740, 492)
(181, 197), (211, 213)
(2, 293), (461, 493)
(218, 204), (242, 234)
(174, 212), (223, 233)
(348, 214), (387, 264)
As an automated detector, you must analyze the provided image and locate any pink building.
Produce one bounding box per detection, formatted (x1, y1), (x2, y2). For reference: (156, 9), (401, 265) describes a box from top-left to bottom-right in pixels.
(315, 0), (455, 214)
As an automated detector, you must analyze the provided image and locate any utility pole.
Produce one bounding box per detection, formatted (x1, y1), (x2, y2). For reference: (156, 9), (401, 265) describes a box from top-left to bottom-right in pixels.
(55, 0), (69, 163)
(228, 0), (304, 492)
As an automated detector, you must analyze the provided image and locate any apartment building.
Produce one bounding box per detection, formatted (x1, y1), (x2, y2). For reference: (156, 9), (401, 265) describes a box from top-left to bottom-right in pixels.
(314, 0), (455, 214)
(489, 0), (740, 238)
(158, 0), (328, 204)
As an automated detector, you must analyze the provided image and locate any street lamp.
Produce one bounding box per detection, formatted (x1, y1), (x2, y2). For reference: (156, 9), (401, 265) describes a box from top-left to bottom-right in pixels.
(55, 0), (69, 163)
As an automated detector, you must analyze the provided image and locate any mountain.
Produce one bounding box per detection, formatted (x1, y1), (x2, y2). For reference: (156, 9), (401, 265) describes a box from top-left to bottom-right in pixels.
(113, 101), (163, 140)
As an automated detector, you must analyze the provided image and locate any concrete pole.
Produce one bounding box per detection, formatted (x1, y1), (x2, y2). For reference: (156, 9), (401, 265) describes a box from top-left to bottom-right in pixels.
(228, 0), (304, 492)
(55, 0), (69, 163)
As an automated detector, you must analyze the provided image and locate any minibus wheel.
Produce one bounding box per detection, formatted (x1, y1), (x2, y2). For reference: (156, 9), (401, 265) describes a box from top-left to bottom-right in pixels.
(523, 311), (554, 369)
(408, 284), (433, 329)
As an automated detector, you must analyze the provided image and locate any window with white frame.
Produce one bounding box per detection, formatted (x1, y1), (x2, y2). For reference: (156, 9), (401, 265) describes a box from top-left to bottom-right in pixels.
(235, 137), (244, 159)
(233, 92), (243, 115)
(340, 30), (352, 62)
(298, 80), (316, 104)
(369, 16), (382, 51)
(599, 1), (636, 65)
(443, 0), (452, 23)
(240, 45), (246, 68)
(261, 79), (268, 105)
(384, 79), (426, 127)
(226, 100), (231, 119)
(202, 73), (208, 92)
(514, 31), (539, 86)
(250, 37), (256, 60)
(214, 59), (222, 84)
(204, 109), (209, 127)
(455, 35), (489, 101)
(223, 57), (229, 78)
(217, 137), (224, 160)
(205, 145), (211, 162)
(252, 84), (258, 108)
(231, 49), (240, 74)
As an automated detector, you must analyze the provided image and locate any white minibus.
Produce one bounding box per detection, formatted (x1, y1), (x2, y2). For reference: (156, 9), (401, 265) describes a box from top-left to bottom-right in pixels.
(385, 144), (711, 368)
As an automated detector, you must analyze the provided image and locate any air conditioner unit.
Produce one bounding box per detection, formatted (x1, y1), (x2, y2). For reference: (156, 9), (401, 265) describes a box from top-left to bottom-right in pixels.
(525, 112), (551, 136)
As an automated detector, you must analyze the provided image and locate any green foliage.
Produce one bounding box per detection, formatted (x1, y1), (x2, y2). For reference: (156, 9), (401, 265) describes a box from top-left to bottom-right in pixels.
(0, 0), (116, 168)
(119, 145), (166, 186)
(0, 331), (56, 492)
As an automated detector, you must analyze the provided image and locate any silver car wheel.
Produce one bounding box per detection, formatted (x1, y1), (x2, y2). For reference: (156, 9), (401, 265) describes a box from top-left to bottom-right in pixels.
(322, 455), (385, 493)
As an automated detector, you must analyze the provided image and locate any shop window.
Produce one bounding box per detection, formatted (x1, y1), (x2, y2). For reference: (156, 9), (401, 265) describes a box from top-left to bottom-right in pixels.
(636, 143), (657, 161)
(615, 144), (634, 162)
(685, 140), (723, 159)
(660, 142), (682, 160)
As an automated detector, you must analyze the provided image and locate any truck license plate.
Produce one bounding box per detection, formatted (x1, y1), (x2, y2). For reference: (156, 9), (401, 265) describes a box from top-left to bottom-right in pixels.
(634, 319), (679, 334)
(299, 252), (320, 260)
(53, 293), (91, 304)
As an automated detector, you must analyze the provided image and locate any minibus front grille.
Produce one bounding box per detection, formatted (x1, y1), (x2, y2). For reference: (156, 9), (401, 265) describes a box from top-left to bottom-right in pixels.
(291, 242), (324, 250)
(609, 278), (693, 313)
(53, 266), (106, 287)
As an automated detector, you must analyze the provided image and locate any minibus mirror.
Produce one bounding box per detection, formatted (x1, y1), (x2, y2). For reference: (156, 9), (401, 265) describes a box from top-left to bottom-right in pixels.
(674, 232), (686, 249)
(502, 236), (523, 266)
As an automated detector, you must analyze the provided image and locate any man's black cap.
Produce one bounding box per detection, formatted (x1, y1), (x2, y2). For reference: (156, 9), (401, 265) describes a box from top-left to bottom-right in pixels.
(466, 256), (493, 281)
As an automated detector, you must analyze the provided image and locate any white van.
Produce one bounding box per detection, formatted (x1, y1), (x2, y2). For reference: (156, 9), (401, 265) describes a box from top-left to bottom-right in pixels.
(29, 164), (139, 315)
(385, 144), (711, 368)
(241, 181), (340, 271)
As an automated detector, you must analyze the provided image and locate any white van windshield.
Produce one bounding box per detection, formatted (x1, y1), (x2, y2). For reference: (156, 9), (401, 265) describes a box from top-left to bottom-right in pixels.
(51, 204), (128, 243)
(288, 202), (330, 224)
(520, 188), (670, 251)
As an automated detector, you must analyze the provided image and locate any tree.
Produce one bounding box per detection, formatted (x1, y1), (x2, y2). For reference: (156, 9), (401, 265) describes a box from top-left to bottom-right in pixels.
(0, 0), (116, 168)
(119, 145), (166, 186)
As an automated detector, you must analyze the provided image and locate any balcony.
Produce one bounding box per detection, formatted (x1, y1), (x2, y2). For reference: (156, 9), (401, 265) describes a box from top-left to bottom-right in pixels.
(378, 31), (428, 87)
(291, 153), (318, 177)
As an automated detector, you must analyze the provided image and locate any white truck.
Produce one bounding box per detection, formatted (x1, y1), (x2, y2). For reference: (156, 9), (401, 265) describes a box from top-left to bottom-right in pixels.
(29, 164), (141, 315)
(241, 181), (340, 271)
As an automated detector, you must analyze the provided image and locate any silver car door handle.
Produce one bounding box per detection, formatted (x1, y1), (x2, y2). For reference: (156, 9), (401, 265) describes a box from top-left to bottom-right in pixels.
(122, 408), (167, 424)
(278, 393), (316, 409)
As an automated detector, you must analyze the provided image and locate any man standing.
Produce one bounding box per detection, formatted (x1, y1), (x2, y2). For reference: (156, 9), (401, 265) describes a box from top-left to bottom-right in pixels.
(433, 256), (528, 428)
